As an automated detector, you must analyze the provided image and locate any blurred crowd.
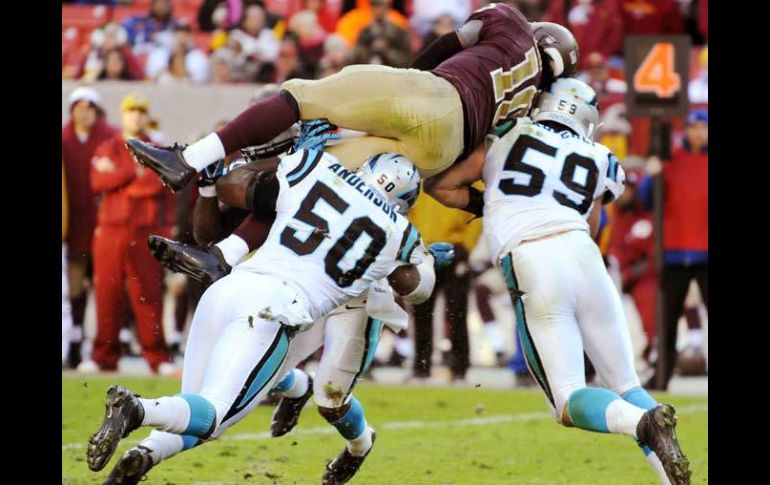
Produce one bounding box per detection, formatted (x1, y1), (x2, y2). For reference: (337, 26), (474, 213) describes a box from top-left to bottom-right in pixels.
(62, 0), (708, 391)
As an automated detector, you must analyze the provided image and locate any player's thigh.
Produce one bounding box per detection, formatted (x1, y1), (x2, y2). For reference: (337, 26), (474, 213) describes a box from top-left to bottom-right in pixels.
(313, 302), (379, 408)
(273, 316), (327, 381)
(573, 234), (639, 394)
(181, 276), (242, 393)
(504, 243), (586, 416)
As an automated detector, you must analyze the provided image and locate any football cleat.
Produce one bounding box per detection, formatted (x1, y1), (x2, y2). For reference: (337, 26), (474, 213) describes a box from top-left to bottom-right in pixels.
(322, 429), (376, 484)
(87, 385), (145, 472)
(125, 139), (196, 192)
(148, 235), (231, 286)
(271, 375), (314, 437)
(636, 404), (691, 485)
(103, 446), (154, 485)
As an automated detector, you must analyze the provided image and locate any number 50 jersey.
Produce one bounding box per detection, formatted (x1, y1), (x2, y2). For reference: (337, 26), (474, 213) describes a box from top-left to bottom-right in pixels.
(482, 117), (625, 262)
(235, 149), (424, 321)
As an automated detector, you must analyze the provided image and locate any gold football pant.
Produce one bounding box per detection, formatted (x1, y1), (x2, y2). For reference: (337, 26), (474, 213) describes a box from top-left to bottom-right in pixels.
(282, 64), (465, 177)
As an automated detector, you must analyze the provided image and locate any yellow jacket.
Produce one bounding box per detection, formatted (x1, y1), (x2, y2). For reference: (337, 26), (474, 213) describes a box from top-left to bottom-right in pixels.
(407, 192), (482, 250)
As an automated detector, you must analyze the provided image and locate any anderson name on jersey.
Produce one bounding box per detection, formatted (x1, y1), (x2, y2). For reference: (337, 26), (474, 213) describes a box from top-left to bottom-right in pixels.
(482, 117), (625, 262)
(235, 149), (425, 321)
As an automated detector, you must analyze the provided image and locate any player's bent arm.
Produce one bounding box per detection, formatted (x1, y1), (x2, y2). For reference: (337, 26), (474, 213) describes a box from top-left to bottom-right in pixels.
(587, 197), (604, 239)
(410, 20), (482, 70)
(216, 158), (279, 210)
(423, 143), (486, 213)
(387, 257), (436, 305)
(192, 195), (222, 246)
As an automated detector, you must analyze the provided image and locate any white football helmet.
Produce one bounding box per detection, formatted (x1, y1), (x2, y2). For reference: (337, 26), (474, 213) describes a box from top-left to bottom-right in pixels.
(531, 78), (600, 138)
(357, 153), (421, 214)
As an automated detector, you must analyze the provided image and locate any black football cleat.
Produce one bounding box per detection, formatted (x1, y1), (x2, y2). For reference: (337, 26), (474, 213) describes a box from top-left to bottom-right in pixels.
(103, 446), (154, 485)
(270, 375), (314, 437)
(125, 139), (196, 192)
(148, 235), (231, 286)
(87, 386), (145, 472)
(322, 429), (376, 484)
(636, 404), (691, 485)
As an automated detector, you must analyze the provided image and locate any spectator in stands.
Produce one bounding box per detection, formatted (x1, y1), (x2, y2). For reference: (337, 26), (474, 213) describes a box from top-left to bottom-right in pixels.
(96, 48), (142, 81)
(79, 23), (144, 82)
(228, 1), (281, 81)
(576, 51), (627, 96)
(350, 0), (411, 68)
(290, 0), (338, 34)
(288, 10), (327, 73)
(544, 0), (624, 67)
(317, 33), (351, 77)
(618, 0), (683, 35)
(257, 32), (313, 83)
(639, 109), (708, 391)
(336, 0), (409, 47)
(210, 47), (239, 82)
(146, 20), (210, 85)
(62, 87), (117, 368)
(418, 14), (456, 56)
(198, 0), (243, 32)
(122, 0), (178, 55)
(408, 192), (483, 383)
(80, 93), (176, 375)
(410, 0), (471, 37)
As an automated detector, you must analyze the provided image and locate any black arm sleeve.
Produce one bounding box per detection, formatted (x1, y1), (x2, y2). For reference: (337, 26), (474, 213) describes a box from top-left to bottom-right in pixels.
(245, 170), (280, 217)
(410, 31), (464, 71)
(462, 185), (485, 218)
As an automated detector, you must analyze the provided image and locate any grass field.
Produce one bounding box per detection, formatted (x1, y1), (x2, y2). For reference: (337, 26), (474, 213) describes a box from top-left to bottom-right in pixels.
(63, 376), (707, 484)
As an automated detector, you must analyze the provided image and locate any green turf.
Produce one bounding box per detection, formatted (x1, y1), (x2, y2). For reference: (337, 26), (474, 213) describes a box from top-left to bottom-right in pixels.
(63, 376), (707, 484)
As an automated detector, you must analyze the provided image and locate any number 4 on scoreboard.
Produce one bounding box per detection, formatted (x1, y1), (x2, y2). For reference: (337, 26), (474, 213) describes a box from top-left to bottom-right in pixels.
(633, 42), (681, 98)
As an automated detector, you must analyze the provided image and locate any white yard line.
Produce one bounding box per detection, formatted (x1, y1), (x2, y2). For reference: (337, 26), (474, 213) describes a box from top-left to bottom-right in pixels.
(62, 404), (708, 451)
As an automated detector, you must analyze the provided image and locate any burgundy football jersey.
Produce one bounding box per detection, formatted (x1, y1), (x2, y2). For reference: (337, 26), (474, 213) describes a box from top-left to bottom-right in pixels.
(432, 3), (542, 160)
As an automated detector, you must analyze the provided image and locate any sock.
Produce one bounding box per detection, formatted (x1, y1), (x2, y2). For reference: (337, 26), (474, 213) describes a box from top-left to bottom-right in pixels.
(483, 321), (504, 353)
(137, 430), (192, 465)
(232, 215), (273, 252)
(622, 387), (670, 484)
(183, 133), (226, 172)
(271, 369), (309, 398)
(139, 394), (216, 438)
(565, 387), (645, 437)
(215, 235), (250, 267)
(327, 396), (372, 456)
(605, 399), (646, 438)
(216, 90), (299, 154)
(348, 426), (374, 457)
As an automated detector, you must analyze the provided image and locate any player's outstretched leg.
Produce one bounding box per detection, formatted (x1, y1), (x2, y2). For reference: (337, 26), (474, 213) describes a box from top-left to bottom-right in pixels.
(270, 368), (314, 437)
(103, 431), (202, 484)
(87, 387), (216, 472)
(318, 397), (376, 485)
(127, 92), (299, 191)
(636, 404), (691, 485)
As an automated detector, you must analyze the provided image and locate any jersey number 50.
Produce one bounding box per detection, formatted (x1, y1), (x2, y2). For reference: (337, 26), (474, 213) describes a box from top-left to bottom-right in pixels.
(499, 135), (598, 215)
(280, 181), (387, 287)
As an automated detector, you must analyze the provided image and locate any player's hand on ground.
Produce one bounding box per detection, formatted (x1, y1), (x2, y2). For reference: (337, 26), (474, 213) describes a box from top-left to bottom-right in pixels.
(292, 119), (341, 152)
(428, 242), (455, 268)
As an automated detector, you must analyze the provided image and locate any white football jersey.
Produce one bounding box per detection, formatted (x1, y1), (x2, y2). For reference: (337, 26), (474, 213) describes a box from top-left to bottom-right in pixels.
(235, 149), (425, 321)
(483, 117), (625, 262)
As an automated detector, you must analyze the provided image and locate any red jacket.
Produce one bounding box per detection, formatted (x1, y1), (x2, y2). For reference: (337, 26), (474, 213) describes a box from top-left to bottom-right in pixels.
(619, 0), (683, 35)
(662, 147), (708, 252)
(62, 118), (117, 256)
(544, 0), (624, 66)
(91, 133), (175, 230)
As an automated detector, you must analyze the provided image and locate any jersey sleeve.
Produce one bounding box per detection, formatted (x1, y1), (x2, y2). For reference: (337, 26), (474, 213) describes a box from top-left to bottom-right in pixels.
(467, 2), (522, 42)
(600, 151), (626, 204)
(395, 222), (423, 264)
(276, 149), (325, 188)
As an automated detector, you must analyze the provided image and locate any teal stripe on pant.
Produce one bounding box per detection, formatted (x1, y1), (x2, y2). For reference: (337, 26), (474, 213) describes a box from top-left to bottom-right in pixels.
(222, 327), (291, 423)
(501, 254), (554, 405)
(362, 319), (384, 373)
(178, 393), (217, 438)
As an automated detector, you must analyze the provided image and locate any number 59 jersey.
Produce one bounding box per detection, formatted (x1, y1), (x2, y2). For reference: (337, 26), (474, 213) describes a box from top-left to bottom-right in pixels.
(235, 149), (424, 321)
(482, 118), (625, 262)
